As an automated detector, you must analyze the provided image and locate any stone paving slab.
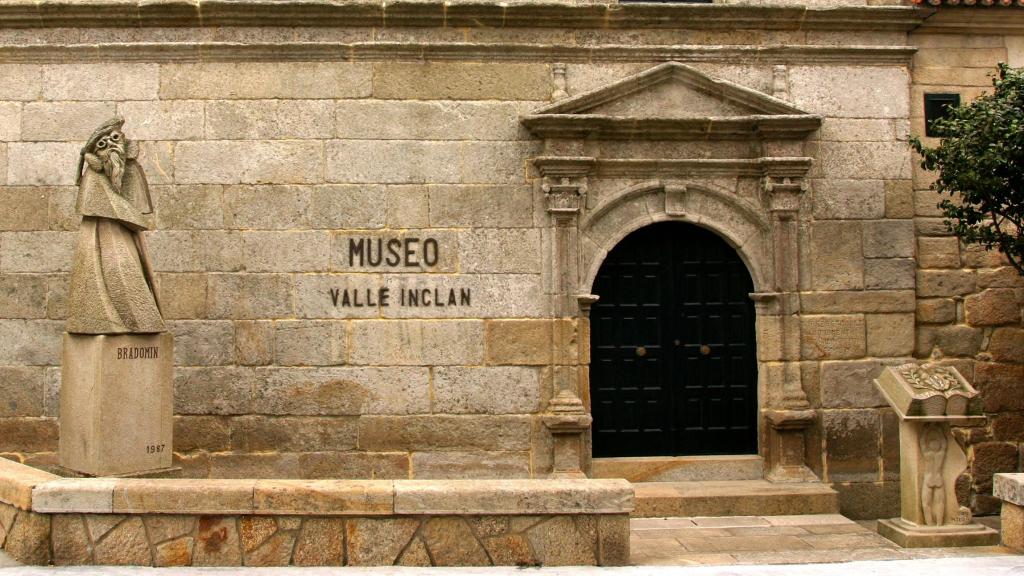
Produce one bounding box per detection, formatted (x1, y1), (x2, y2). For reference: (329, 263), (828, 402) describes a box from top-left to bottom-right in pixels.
(677, 534), (814, 553)
(802, 523), (866, 535)
(723, 525), (811, 536)
(728, 548), (907, 565)
(765, 514), (854, 526)
(633, 527), (733, 539)
(629, 515), (1016, 567)
(689, 516), (770, 528)
(630, 517), (699, 529)
(800, 533), (895, 550)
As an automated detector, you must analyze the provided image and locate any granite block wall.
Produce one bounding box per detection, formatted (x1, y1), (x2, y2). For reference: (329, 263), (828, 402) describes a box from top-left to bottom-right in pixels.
(0, 58), (556, 479)
(906, 27), (1024, 516)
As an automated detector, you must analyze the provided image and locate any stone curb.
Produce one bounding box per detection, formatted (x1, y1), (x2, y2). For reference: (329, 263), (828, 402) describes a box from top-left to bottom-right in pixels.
(27, 475), (634, 516)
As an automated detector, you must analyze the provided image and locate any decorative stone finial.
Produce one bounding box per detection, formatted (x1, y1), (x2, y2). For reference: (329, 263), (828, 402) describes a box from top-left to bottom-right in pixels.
(772, 65), (789, 101)
(552, 63), (569, 100)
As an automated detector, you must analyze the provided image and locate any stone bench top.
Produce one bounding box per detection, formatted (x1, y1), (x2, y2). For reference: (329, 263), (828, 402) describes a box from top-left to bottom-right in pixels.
(0, 457), (59, 510)
(994, 473), (1024, 506)
(0, 458), (633, 516)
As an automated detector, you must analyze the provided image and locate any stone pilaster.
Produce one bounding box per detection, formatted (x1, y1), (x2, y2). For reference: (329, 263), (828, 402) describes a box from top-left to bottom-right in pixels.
(759, 171), (818, 481)
(761, 173), (810, 410)
(535, 156), (595, 478)
(763, 174), (805, 295)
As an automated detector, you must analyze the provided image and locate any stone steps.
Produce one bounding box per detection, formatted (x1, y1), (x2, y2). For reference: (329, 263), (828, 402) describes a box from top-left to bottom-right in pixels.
(593, 455), (764, 483)
(631, 479), (840, 518)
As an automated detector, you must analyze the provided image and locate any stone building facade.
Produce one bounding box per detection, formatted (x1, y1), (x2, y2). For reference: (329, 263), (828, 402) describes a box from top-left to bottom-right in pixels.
(0, 0), (1021, 519)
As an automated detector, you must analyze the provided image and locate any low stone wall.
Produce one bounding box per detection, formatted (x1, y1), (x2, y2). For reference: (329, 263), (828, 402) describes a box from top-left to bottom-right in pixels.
(0, 456), (56, 564)
(0, 458), (632, 566)
(0, 500), (51, 565)
(44, 511), (628, 567)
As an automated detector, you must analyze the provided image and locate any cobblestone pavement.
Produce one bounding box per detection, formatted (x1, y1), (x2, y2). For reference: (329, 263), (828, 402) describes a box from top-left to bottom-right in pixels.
(1, 515), (1020, 574)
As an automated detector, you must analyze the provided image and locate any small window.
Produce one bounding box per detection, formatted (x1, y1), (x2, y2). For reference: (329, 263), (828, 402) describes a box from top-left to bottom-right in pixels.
(924, 93), (960, 137)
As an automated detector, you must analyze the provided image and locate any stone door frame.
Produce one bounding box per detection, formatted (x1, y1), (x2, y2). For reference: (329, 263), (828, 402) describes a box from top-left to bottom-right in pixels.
(579, 180), (771, 463)
(521, 62), (824, 481)
(550, 167), (818, 481)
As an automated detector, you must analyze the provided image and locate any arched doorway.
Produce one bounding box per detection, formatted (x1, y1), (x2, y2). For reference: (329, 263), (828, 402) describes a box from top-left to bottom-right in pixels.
(590, 221), (758, 457)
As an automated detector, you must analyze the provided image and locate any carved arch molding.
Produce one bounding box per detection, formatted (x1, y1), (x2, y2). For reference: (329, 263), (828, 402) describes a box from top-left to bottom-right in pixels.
(521, 62), (824, 481)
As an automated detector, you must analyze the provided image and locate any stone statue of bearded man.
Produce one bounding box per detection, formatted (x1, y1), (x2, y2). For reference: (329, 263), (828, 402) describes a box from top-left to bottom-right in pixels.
(66, 117), (165, 334)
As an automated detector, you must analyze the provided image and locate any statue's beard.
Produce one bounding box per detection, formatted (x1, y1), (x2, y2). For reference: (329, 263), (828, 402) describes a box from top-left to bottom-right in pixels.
(102, 148), (125, 194)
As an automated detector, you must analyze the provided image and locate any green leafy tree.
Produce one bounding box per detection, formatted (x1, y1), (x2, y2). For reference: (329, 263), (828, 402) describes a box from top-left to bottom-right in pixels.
(911, 63), (1024, 276)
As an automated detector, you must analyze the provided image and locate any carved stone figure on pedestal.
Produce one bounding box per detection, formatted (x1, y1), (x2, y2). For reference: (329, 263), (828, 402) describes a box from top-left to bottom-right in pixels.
(67, 117), (164, 334)
(874, 363), (998, 547)
(59, 117), (174, 477)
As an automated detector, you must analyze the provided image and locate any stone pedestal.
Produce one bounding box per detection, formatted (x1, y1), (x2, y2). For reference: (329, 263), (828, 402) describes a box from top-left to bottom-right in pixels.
(543, 390), (593, 479)
(59, 332), (174, 477)
(877, 517), (999, 548)
(874, 364), (998, 548)
(764, 409), (818, 482)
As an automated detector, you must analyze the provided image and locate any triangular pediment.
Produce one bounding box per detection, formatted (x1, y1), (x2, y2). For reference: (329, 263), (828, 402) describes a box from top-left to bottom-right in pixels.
(587, 79), (760, 118)
(537, 62), (807, 117)
(522, 62), (821, 140)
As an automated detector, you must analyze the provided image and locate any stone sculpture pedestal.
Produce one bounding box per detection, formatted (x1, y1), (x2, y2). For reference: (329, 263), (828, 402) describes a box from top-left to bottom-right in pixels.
(876, 417), (999, 547)
(877, 517), (999, 548)
(874, 364), (998, 548)
(59, 333), (174, 477)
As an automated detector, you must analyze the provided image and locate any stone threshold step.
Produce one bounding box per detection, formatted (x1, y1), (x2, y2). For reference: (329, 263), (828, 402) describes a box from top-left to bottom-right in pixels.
(632, 479), (840, 518)
(593, 455), (763, 483)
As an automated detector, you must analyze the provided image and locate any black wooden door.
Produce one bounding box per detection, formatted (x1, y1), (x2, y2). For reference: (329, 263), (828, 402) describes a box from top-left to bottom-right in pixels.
(590, 222), (757, 457)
